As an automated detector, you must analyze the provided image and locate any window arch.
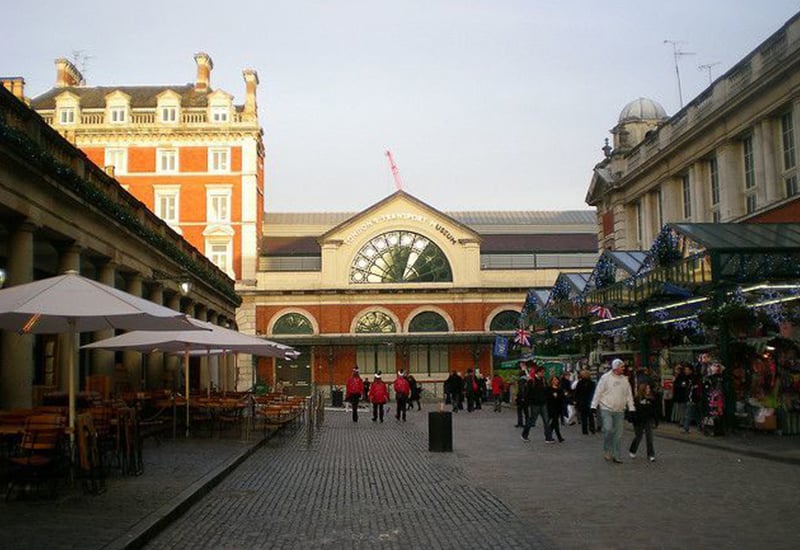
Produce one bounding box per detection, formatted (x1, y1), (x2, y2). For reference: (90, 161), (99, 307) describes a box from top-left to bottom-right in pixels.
(355, 311), (397, 333)
(409, 311), (448, 332)
(272, 313), (314, 335)
(350, 231), (452, 283)
(490, 310), (520, 331)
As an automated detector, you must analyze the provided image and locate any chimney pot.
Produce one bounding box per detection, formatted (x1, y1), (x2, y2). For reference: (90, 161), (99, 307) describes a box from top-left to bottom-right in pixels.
(54, 58), (83, 87)
(194, 52), (214, 92)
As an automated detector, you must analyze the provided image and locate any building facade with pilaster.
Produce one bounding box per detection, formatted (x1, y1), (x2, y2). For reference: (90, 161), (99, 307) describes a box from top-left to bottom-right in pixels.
(587, 11), (800, 250)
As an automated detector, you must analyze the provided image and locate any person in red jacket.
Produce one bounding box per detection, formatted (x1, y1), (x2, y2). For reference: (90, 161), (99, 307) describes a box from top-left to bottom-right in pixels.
(491, 373), (506, 412)
(393, 370), (411, 421)
(368, 372), (389, 422)
(345, 367), (365, 422)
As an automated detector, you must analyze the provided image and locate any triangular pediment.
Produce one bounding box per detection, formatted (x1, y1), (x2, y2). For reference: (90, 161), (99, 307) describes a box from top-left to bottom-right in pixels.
(319, 190), (481, 248)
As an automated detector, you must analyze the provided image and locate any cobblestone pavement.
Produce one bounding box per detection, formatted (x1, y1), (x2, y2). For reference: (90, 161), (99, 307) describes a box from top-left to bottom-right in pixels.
(144, 406), (800, 550)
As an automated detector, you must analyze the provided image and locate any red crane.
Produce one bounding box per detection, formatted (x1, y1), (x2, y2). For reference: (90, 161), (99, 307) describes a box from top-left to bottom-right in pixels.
(385, 150), (403, 191)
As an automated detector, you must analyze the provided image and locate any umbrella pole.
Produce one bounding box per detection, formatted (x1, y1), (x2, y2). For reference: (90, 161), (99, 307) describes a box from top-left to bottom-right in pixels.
(185, 346), (190, 437)
(68, 318), (76, 456)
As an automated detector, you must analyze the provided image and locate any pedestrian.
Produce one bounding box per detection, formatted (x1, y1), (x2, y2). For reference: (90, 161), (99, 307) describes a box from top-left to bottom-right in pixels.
(491, 372), (506, 412)
(368, 372), (389, 423)
(475, 369), (487, 409)
(574, 369), (596, 434)
(393, 370), (411, 421)
(590, 358), (635, 463)
(407, 373), (422, 411)
(514, 367), (529, 427)
(445, 370), (463, 413)
(545, 376), (566, 443)
(345, 367), (365, 422)
(672, 363), (692, 431)
(464, 368), (480, 412)
(521, 367), (548, 442)
(702, 362), (725, 436)
(629, 382), (657, 461)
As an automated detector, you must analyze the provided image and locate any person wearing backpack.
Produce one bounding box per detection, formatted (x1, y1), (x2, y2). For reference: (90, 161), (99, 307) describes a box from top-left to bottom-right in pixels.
(345, 367), (365, 422)
(393, 370), (411, 421)
(368, 373), (389, 423)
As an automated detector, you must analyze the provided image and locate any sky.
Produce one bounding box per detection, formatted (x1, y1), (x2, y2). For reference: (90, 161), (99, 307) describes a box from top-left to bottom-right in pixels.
(2, 1), (799, 213)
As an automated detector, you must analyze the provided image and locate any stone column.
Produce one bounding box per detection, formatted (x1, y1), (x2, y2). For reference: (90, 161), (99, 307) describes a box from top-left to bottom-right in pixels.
(123, 273), (143, 392)
(56, 243), (81, 396)
(717, 142), (743, 221)
(146, 284), (165, 390)
(0, 221), (36, 409)
(760, 118), (780, 204)
(92, 261), (117, 379)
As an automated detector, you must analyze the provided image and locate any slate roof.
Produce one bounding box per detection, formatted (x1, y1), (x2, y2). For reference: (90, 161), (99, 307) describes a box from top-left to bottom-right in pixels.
(29, 84), (240, 110)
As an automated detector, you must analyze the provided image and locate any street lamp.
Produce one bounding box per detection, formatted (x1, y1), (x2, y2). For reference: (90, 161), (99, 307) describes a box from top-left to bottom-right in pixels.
(152, 270), (193, 296)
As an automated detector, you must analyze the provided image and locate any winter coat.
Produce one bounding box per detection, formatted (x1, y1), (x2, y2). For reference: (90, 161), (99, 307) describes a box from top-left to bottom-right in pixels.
(393, 376), (411, 397)
(345, 376), (364, 400)
(368, 380), (389, 404)
(546, 386), (566, 417)
(525, 375), (547, 406)
(574, 378), (596, 409)
(491, 375), (506, 396)
(672, 373), (691, 403)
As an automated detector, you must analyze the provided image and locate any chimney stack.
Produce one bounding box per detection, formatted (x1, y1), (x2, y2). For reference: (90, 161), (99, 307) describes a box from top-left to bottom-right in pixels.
(1, 77), (26, 101)
(194, 52), (214, 92)
(54, 58), (83, 87)
(242, 69), (259, 121)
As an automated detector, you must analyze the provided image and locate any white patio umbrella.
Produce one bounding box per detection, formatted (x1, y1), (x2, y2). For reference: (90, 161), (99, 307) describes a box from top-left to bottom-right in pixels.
(0, 271), (203, 444)
(82, 318), (298, 435)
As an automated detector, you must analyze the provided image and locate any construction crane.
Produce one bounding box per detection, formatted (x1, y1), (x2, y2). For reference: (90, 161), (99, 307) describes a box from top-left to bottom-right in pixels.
(385, 150), (403, 191)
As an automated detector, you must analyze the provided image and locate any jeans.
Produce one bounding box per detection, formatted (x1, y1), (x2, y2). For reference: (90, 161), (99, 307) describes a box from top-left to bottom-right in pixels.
(522, 404), (549, 439)
(601, 409), (624, 459)
(579, 405), (596, 434)
(372, 402), (384, 422)
(682, 403), (696, 432)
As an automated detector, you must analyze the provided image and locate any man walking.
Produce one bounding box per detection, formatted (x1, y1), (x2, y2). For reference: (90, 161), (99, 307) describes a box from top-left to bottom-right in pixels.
(521, 367), (548, 442)
(393, 370), (411, 421)
(591, 358), (635, 463)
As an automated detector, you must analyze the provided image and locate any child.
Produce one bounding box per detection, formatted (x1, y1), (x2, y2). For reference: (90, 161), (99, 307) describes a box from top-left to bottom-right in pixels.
(629, 383), (657, 462)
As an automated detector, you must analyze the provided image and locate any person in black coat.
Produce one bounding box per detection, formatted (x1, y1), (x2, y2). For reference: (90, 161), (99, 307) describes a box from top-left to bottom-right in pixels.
(445, 371), (463, 413)
(628, 382), (657, 461)
(545, 376), (566, 443)
(574, 369), (596, 435)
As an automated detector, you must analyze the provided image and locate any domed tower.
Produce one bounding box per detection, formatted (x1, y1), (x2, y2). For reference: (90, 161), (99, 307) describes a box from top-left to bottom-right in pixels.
(611, 97), (668, 152)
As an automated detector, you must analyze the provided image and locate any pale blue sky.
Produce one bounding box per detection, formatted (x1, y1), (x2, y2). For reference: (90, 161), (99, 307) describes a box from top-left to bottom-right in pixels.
(2, 1), (799, 212)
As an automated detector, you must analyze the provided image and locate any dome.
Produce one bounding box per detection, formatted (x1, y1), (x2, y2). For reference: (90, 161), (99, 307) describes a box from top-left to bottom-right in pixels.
(618, 97), (668, 123)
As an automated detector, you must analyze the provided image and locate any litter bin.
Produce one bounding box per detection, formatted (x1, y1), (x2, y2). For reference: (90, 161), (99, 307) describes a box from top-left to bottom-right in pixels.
(331, 389), (344, 408)
(428, 411), (452, 452)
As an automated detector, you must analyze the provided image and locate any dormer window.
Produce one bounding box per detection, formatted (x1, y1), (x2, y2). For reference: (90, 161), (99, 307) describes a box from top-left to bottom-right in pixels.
(160, 106), (178, 123)
(211, 105), (229, 123)
(59, 107), (76, 125)
(109, 106), (127, 123)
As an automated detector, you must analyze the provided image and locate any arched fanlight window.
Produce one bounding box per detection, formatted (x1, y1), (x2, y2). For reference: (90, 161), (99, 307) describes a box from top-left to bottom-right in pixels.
(355, 311), (397, 333)
(350, 231), (453, 283)
(490, 310), (520, 331)
(409, 311), (448, 332)
(272, 313), (313, 334)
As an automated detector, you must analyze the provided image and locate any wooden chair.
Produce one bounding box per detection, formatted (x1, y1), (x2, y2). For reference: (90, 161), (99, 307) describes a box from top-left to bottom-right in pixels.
(5, 414), (66, 500)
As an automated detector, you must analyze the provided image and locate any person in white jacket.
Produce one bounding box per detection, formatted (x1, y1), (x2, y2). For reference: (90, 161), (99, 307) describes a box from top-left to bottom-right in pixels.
(591, 358), (635, 463)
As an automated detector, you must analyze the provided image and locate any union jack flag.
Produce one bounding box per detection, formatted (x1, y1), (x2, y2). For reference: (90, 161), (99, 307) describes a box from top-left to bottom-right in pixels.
(589, 304), (613, 319)
(514, 327), (531, 347)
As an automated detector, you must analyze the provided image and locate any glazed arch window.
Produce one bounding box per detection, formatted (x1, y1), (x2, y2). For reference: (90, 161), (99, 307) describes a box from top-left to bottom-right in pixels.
(272, 313), (314, 335)
(409, 311), (448, 332)
(489, 310), (519, 331)
(355, 311), (396, 333)
(349, 231), (452, 283)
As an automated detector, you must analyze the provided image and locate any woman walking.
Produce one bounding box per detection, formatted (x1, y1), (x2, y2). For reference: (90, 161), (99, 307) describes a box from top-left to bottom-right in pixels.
(545, 376), (566, 443)
(629, 383), (657, 461)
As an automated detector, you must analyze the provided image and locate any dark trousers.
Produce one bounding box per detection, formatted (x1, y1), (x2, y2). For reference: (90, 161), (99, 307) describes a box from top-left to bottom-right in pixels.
(396, 395), (408, 420)
(516, 401), (528, 426)
(349, 396), (360, 422)
(372, 402), (385, 422)
(629, 419), (655, 457)
(522, 404), (549, 439)
(547, 412), (563, 441)
(466, 394), (477, 412)
(579, 405), (596, 434)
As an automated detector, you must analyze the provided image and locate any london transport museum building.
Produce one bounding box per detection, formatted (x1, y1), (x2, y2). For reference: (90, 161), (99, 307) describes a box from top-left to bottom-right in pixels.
(2, 10), (800, 435)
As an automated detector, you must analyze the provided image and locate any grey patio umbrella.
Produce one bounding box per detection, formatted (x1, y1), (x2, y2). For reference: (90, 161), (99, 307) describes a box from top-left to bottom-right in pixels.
(83, 318), (298, 435)
(0, 270), (202, 444)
